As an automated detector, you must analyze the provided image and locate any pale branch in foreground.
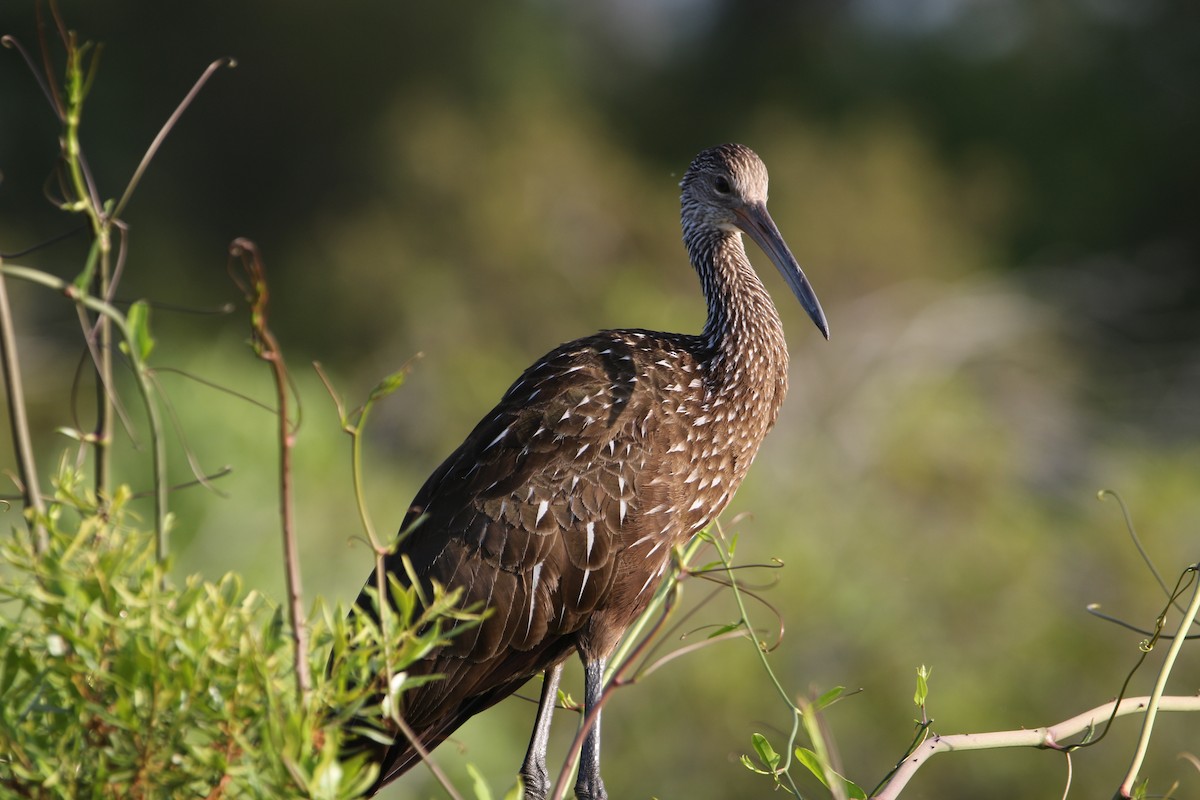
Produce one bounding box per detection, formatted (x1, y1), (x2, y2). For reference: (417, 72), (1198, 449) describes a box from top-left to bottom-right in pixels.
(874, 694), (1200, 799)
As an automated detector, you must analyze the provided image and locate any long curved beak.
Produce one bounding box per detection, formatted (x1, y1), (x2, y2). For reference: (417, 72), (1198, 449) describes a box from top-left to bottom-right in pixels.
(734, 202), (830, 340)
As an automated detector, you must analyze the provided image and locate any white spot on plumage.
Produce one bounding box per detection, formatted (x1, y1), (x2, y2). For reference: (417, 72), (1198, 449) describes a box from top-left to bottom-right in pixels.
(619, 499), (627, 524)
(486, 424), (513, 450)
(629, 534), (654, 550)
(528, 562), (543, 635)
(585, 521), (595, 558)
(688, 498), (706, 512)
(578, 568), (591, 603)
(536, 500), (549, 524)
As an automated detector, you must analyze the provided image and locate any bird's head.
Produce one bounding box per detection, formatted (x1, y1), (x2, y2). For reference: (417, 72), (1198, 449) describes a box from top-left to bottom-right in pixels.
(681, 143), (829, 340)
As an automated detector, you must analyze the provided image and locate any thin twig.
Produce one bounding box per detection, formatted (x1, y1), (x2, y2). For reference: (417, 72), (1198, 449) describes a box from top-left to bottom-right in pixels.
(0, 268), (48, 552)
(391, 713), (466, 800)
(227, 238), (311, 698)
(114, 57), (236, 218)
(550, 571), (688, 800)
(128, 466), (234, 499)
(1, 261), (169, 552)
(314, 359), (422, 656)
(709, 523), (806, 796)
(147, 370), (231, 496)
(50, 27), (115, 501)
(1098, 490), (1184, 615)
(0, 35), (60, 118)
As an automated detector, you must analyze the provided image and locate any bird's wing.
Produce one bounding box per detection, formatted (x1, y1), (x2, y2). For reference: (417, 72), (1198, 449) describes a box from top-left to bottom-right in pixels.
(373, 331), (700, 722)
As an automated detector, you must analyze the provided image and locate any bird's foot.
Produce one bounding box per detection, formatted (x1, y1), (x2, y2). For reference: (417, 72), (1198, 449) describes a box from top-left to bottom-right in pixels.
(519, 764), (549, 800)
(573, 774), (607, 800)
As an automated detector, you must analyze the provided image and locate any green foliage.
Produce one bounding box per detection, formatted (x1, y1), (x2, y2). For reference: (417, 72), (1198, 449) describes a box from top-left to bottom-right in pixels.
(0, 465), (482, 799)
(121, 299), (156, 362)
(913, 665), (930, 710)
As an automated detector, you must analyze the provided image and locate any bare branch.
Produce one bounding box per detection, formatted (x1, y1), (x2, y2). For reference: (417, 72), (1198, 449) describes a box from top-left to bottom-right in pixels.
(873, 695), (1200, 799)
(227, 238), (310, 699)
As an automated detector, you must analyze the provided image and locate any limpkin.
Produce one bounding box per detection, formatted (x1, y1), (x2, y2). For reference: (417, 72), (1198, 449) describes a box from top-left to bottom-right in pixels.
(352, 143), (828, 799)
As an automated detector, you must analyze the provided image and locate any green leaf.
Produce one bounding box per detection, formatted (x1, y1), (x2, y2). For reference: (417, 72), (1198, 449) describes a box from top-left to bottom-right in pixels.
(466, 763), (493, 800)
(795, 747), (868, 799)
(751, 732), (781, 771)
(739, 753), (771, 776)
(122, 299), (155, 361)
(813, 685), (846, 711)
(707, 621), (743, 639)
(369, 367), (411, 403)
(914, 664), (931, 708)
(795, 746), (826, 785)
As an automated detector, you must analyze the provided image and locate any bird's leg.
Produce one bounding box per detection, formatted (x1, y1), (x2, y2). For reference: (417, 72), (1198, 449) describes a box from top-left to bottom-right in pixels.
(573, 656), (607, 800)
(519, 663), (564, 800)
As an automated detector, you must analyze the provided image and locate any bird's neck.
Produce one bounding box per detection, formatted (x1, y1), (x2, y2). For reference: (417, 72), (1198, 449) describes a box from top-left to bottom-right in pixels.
(686, 227), (789, 391)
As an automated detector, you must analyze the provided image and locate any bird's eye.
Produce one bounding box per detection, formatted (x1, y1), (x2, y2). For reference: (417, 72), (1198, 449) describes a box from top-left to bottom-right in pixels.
(713, 176), (732, 194)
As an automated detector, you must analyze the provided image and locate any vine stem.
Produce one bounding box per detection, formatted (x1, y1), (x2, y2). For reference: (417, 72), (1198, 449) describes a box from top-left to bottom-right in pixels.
(709, 526), (807, 798)
(1116, 567), (1200, 798)
(0, 267), (48, 552)
(1, 261), (169, 556)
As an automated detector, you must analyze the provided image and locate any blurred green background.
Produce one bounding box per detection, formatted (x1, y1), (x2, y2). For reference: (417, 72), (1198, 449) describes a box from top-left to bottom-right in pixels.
(2, 2), (1198, 798)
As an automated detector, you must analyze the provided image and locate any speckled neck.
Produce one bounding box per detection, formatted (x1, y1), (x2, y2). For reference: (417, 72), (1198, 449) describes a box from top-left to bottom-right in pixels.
(684, 224), (789, 391)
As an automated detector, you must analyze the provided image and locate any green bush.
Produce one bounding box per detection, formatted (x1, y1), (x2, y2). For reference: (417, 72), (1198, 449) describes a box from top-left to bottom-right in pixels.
(0, 465), (483, 799)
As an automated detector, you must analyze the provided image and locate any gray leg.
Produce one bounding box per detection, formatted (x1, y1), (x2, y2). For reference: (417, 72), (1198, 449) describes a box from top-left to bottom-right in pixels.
(573, 657), (607, 800)
(520, 664), (564, 800)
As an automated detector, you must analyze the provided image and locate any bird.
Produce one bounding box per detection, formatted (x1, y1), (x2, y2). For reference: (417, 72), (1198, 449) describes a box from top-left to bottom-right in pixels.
(349, 143), (829, 799)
